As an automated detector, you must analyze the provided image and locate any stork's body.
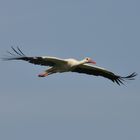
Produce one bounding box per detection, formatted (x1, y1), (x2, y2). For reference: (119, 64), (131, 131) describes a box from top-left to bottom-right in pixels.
(3, 47), (137, 85)
(39, 58), (96, 77)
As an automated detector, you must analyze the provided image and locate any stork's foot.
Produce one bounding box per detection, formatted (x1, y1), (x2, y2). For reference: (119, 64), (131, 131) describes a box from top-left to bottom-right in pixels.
(38, 72), (48, 77)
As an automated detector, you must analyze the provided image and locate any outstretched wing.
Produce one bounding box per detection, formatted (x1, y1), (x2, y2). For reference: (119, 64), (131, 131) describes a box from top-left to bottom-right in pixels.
(71, 64), (137, 85)
(3, 47), (67, 66)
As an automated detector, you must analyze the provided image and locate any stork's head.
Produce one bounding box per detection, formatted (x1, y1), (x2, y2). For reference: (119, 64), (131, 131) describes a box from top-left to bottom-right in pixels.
(84, 57), (96, 64)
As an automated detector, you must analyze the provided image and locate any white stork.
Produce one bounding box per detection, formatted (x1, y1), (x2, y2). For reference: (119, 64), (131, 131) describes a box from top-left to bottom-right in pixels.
(3, 47), (137, 85)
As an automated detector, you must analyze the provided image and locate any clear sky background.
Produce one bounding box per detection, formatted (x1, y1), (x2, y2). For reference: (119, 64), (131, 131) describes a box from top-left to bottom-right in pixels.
(0, 0), (140, 140)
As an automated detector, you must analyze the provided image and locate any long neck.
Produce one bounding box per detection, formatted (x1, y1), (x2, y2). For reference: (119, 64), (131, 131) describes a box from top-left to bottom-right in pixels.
(78, 59), (86, 65)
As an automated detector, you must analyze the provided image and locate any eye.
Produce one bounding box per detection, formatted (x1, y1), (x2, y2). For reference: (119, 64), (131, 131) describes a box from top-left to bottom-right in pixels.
(86, 58), (89, 60)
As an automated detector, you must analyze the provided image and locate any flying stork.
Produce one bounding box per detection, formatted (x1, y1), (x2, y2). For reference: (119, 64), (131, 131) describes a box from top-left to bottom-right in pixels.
(3, 47), (137, 85)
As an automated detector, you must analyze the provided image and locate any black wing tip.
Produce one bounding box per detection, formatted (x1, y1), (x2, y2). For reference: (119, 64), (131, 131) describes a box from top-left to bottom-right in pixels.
(113, 72), (138, 85)
(121, 72), (138, 82)
(124, 72), (138, 80)
(11, 46), (26, 56)
(2, 46), (26, 60)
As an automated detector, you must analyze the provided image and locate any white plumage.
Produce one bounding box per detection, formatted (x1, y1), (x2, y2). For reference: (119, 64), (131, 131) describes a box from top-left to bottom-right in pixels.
(3, 47), (137, 85)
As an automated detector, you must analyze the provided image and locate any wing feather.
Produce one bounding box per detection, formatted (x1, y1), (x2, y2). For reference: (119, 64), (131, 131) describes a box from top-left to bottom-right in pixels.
(72, 64), (137, 85)
(3, 47), (67, 66)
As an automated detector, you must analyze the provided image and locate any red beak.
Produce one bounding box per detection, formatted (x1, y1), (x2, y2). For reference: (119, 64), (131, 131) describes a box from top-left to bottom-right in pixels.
(89, 59), (96, 64)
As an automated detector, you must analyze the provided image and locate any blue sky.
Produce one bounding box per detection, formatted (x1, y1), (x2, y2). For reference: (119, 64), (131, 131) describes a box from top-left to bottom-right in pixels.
(0, 0), (140, 140)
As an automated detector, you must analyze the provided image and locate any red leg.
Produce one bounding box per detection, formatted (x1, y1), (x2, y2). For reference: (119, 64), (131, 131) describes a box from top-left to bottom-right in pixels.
(38, 72), (48, 77)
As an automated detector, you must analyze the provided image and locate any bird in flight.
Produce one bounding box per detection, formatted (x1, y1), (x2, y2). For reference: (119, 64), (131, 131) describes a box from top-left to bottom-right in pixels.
(3, 47), (137, 85)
